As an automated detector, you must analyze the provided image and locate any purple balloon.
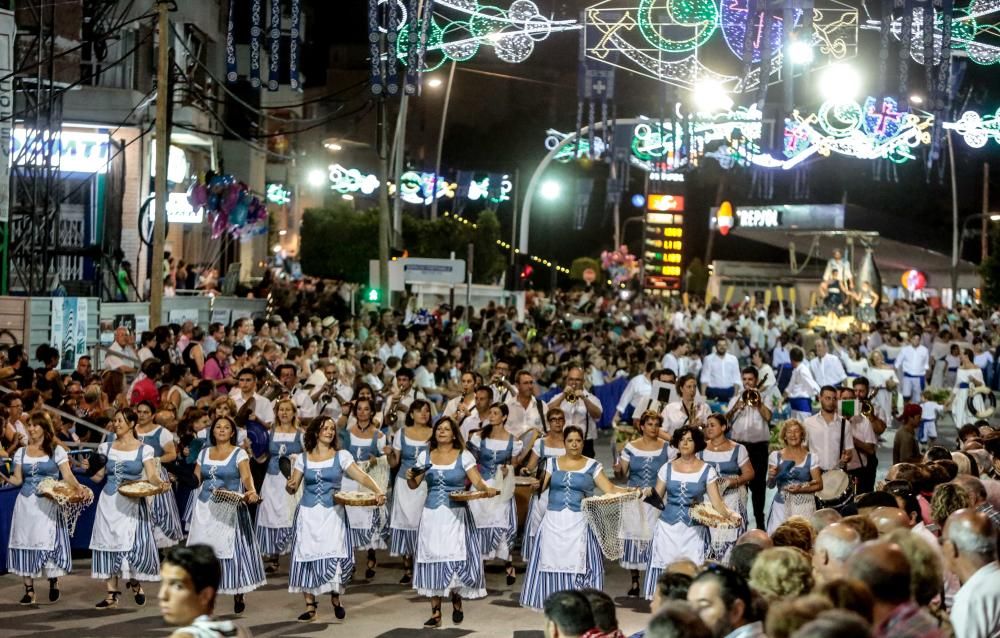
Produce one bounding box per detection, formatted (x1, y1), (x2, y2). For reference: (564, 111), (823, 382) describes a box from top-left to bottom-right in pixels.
(188, 183), (208, 208)
(211, 212), (228, 239)
(221, 186), (241, 213)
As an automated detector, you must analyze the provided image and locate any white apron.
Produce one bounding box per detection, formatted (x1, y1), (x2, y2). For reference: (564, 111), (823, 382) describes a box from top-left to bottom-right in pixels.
(342, 475), (378, 530)
(294, 504), (349, 562)
(90, 491), (140, 552)
(390, 475), (428, 531)
(536, 509), (588, 574)
(416, 507), (467, 564)
(10, 494), (58, 551)
(467, 474), (512, 528)
(257, 463), (300, 528)
(187, 498), (237, 560)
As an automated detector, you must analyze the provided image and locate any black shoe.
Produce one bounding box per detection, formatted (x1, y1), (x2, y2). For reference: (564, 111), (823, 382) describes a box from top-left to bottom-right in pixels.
(365, 550), (377, 579)
(399, 571), (412, 585)
(48, 578), (59, 602)
(332, 595), (346, 620)
(265, 560), (279, 575)
(424, 605), (442, 628)
(128, 580), (145, 606)
(451, 593), (464, 624)
(19, 585), (35, 606)
(234, 594), (246, 614)
(297, 601), (318, 622)
(95, 591), (120, 609)
(505, 564), (516, 586)
(628, 578), (641, 597)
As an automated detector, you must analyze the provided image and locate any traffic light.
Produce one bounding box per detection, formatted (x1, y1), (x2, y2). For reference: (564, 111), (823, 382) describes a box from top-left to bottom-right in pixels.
(520, 264), (534, 279)
(366, 287), (381, 304)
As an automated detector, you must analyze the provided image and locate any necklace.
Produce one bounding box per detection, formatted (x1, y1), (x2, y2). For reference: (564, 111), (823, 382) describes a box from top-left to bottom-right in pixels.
(708, 439), (728, 451)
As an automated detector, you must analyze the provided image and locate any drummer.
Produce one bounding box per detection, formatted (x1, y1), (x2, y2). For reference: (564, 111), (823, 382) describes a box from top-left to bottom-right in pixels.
(801, 386), (854, 508)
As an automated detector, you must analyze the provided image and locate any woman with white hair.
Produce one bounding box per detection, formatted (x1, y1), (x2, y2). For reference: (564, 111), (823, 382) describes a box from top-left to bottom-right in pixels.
(766, 420), (822, 535)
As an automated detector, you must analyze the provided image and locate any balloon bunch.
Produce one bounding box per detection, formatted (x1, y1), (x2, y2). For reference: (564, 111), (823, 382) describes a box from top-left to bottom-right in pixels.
(186, 171), (268, 239)
(600, 245), (639, 286)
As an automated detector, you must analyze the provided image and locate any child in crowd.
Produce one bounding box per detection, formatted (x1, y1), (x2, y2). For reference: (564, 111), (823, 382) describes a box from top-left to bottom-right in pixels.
(919, 389), (945, 445)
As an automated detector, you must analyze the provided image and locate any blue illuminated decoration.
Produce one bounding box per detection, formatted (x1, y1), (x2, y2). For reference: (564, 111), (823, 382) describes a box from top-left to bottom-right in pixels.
(266, 183), (291, 205)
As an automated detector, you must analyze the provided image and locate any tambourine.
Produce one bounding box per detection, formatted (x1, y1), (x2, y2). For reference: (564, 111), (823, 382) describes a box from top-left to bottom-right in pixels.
(118, 480), (168, 498)
(334, 491), (382, 507)
(689, 502), (741, 528)
(449, 490), (496, 502)
(967, 386), (997, 419)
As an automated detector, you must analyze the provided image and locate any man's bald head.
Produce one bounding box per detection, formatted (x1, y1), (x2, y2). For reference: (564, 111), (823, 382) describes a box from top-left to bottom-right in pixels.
(845, 542), (912, 606)
(810, 508), (843, 533)
(813, 523), (862, 584)
(944, 508), (998, 565)
(870, 507), (912, 536)
(736, 529), (774, 550)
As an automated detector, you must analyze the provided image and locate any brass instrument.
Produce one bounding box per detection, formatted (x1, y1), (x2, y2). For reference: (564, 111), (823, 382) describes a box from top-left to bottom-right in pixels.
(859, 389), (878, 418)
(741, 388), (761, 407)
(565, 389), (579, 403)
(259, 366), (289, 401)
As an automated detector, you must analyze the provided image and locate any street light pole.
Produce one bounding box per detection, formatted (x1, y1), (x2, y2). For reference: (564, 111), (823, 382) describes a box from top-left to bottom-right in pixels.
(150, 0), (172, 327)
(949, 131), (960, 305)
(429, 60), (456, 221)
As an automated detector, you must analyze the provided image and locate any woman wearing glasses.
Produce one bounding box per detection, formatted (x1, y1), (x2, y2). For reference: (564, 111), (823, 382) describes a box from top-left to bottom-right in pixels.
(387, 399), (433, 585)
(518, 407), (567, 560)
(255, 397), (303, 574)
(133, 401), (184, 548)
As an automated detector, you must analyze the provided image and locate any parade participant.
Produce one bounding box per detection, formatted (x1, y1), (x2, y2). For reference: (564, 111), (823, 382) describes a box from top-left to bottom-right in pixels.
(810, 339), (847, 388)
(505, 370), (547, 449)
(284, 417), (386, 622)
(840, 387), (879, 496)
(699, 413), (754, 562)
(661, 339), (689, 377)
(467, 402), (522, 584)
(614, 411), (673, 597)
(229, 368), (275, 426)
(89, 408), (163, 609)
(159, 544), (252, 638)
(519, 407), (567, 560)
(547, 366), (602, 457)
(342, 396), (390, 578)
(615, 361), (656, 424)
(918, 389), (945, 446)
(443, 370), (479, 418)
(187, 417), (265, 614)
(802, 387), (854, 474)
(276, 363), (316, 419)
(766, 420), (821, 534)
(661, 374), (710, 438)
(841, 345), (870, 381)
(642, 425), (738, 599)
(895, 332), (930, 405)
(700, 339), (742, 403)
(866, 350), (900, 423)
(750, 348), (776, 396)
(383, 368), (427, 430)
(489, 359), (516, 403)
(406, 416), (498, 627)
(126, 400), (184, 549)
(388, 399), (433, 585)
(457, 385), (492, 440)
(854, 281), (879, 326)
(520, 425), (632, 610)
(254, 397), (303, 574)
(727, 367), (772, 531)
(3, 412), (85, 605)
(784, 348), (820, 422)
(952, 348), (986, 429)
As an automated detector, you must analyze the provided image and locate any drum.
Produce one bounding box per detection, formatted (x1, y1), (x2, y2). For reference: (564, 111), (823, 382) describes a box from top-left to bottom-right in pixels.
(967, 386), (997, 419)
(816, 469), (853, 511)
(514, 477), (539, 529)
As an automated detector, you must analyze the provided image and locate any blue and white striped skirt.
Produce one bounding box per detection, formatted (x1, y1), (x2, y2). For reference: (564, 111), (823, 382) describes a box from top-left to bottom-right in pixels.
(475, 500), (517, 562)
(91, 500), (161, 582)
(217, 506), (267, 595)
(642, 519), (709, 600)
(257, 526), (294, 557)
(149, 466), (184, 548)
(348, 506), (388, 551)
(390, 528), (417, 557)
(413, 506), (487, 599)
(289, 556), (355, 595)
(519, 512), (604, 611)
(620, 538), (651, 571)
(8, 514), (72, 579)
(182, 485), (199, 532)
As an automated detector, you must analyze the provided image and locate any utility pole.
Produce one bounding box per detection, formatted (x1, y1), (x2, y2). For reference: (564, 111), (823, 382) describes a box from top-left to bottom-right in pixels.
(377, 100), (390, 307)
(983, 162), (990, 263)
(948, 131), (960, 304)
(150, 0), (171, 327)
(429, 60), (455, 221)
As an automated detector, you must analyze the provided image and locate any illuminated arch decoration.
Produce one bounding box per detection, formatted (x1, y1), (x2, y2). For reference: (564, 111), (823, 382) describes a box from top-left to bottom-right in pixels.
(584, 0), (858, 91)
(942, 109), (1000, 147)
(720, 0), (801, 63)
(886, 0), (1000, 65)
(396, 0), (580, 71)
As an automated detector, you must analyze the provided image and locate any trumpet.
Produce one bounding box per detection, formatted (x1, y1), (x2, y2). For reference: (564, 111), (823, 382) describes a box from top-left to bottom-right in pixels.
(859, 389), (877, 418)
(741, 388), (761, 407)
(565, 389), (579, 403)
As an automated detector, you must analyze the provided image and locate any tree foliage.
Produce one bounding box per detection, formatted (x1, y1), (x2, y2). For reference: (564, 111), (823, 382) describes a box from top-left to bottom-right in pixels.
(981, 232), (1000, 307)
(570, 257), (602, 282)
(299, 204), (505, 285)
(686, 257), (709, 294)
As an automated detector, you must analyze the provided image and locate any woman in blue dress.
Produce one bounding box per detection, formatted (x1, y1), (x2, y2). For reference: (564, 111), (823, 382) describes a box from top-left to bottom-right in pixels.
(254, 397), (303, 574)
(388, 399), (432, 585)
(284, 416), (386, 622)
(406, 416), (498, 628)
(766, 419), (821, 534)
(342, 396), (391, 579)
(698, 413), (753, 564)
(519, 425), (632, 611)
(642, 425), (738, 600)
(187, 416), (265, 615)
(89, 408), (164, 609)
(518, 407), (567, 560)
(133, 401), (184, 548)
(614, 411), (674, 597)
(4, 412), (86, 605)
(466, 402), (522, 585)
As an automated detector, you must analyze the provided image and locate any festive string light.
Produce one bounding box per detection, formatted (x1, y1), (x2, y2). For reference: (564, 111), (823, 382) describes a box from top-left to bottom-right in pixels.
(943, 109), (1000, 147)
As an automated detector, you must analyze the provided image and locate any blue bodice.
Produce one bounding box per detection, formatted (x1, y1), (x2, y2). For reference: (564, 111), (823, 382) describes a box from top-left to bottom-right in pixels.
(103, 445), (148, 496)
(660, 463), (711, 525)
(197, 448), (244, 502)
(266, 429), (303, 476)
(397, 432), (430, 475)
(424, 453), (468, 509)
(300, 452), (348, 508)
(136, 426), (168, 457)
(347, 431), (383, 462)
(546, 458), (599, 513)
(626, 444), (672, 488)
(773, 453), (814, 504)
(698, 446), (742, 479)
(16, 448), (62, 498)
(470, 434), (515, 480)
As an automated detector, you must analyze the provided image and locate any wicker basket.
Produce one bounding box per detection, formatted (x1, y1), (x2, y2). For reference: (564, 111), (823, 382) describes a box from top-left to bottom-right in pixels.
(118, 480), (167, 498)
(334, 491), (381, 507)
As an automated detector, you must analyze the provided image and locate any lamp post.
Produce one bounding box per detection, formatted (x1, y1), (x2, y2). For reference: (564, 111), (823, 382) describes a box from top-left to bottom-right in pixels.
(429, 60), (456, 221)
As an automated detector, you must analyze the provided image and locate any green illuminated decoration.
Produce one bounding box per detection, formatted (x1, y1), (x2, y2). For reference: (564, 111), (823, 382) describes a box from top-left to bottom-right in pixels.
(637, 0), (719, 53)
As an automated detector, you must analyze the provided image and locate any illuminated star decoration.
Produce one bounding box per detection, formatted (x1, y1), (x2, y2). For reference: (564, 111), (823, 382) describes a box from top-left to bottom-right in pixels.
(396, 0), (580, 71)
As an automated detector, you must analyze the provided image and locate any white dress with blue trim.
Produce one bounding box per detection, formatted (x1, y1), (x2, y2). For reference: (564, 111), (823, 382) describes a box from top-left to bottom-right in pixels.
(521, 438), (565, 560)
(89, 443), (161, 582)
(519, 457), (605, 610)
(698, 444), (749, 564)
(619, 442), (674, 570)
(642, 462), (719, 600)
(467, 432), (522, 561)
(187, 447), (266, 595)
(343, 431), (389, 550)
(389, 431), (429, 557)
(412, 450), (487, 599)
(288, 450), (356, 595)
(7, 447), (73, 578)
(255, 429), (303, 556)
(766, 451), (816, 535)
(136, 425), (184, 548)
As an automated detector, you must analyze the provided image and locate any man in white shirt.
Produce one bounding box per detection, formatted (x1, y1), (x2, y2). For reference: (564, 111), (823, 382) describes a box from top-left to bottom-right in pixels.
(944, 508), (1000, 638)
(276, 363), (316, 419)
(505, 370), (546, 455)
(661, 339), (688, 376)
(413, 353), (445, 408)
(784, 347), (820, 421)
(489, 359), (516, 403)
(726, 367), (773, 530)
(895, 332), (930, 404)
(810, 338), (847, 388)
(307, 360), (354, 420)
(671, 308), (688, 335)
(458, 386), (494, 440)
(839, 387), (878, 492)
(229, 367), (276, 426)
(103, 326), (139, 374)
(700, 338), (742, 403)
(614, 361), (656, 423)
(802, 386), (854, 472)
(548, 366), (602, 457)
(382, 368), (428, 430)
(376, 329), (406, 363)
(772, 336), (791, 368)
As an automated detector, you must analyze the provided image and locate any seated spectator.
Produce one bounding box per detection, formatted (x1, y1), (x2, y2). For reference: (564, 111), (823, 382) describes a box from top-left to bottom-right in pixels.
(645, 601), (711, 638)
(543, 590), (595, 638)
(790, 609), (873, 638)
(813, 523), (863, 585)
(765, 594), (833, 638)
(581, 589), (625, 638)
(749, 546), (814, 603)
(943, 508), (1000, 638)
(817, 578), (874, 623)
(687, 565), (765, 638)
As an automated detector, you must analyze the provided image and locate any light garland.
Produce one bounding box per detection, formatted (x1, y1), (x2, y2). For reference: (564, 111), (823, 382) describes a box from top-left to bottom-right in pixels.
(720, 0), (801, 63)
(443, 212), (572, 273)
(329, 164), (380, 195)
(942, 109), (1000, 147)
(327, 165), (520, 205)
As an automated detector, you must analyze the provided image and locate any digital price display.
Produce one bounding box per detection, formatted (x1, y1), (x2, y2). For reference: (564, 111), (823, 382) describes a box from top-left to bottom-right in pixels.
(644, 193), (685, 291)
